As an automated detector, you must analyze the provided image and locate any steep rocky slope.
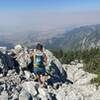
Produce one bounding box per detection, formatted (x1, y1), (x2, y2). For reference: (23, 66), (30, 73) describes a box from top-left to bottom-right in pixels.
(0, 49), (100, 100)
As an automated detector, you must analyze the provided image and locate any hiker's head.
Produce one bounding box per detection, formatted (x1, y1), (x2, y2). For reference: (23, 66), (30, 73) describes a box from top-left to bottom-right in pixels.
(36, 43), (43, 51)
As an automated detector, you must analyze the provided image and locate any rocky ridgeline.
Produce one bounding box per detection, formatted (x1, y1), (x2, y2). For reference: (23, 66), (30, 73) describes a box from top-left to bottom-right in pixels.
(62, 63), (100, 100)
(0, 49), (100, 100)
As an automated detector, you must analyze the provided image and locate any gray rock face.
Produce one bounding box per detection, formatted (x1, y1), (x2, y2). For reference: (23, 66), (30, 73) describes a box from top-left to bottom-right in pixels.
(0, 59), (3, 69)
(61, 63), (100, 100)
(0, 48), (100, 100)
(38, 87), (51, 100)
(19, 89), (32, 100)
(16, 51), (31, 69)
(44, 50), (67, 83)
(21, 81), (38, 96)
(0, 91), (8, 100)
(24, 71), (31, 79)
(12, 90), (19, 100)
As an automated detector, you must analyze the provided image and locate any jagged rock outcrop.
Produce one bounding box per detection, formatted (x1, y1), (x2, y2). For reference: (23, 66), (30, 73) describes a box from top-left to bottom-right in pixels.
(44, 49), (67, 84)
(0, 48), (67, 100)
(0, 48), (100, 100)
(59, 63), (100, 100)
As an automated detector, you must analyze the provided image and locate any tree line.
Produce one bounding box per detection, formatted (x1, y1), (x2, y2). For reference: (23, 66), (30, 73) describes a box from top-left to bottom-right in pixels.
(51, 48), (100, 86)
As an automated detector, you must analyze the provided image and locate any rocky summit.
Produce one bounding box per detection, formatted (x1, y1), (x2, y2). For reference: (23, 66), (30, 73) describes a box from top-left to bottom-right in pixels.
(0, 48), (100, 100)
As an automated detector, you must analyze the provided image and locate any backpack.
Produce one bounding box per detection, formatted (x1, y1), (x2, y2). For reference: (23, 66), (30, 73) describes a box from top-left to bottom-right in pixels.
(34, 49), (45, 67)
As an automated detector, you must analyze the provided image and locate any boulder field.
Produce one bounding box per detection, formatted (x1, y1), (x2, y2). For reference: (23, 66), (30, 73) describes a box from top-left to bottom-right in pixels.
(0, 49), (100, 100)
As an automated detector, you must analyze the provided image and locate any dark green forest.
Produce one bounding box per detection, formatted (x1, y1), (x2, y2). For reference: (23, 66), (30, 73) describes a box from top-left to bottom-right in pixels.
(51, 48), (100, 85)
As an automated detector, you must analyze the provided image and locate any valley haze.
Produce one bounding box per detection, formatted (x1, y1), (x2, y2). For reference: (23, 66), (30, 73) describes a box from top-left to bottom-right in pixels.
(0, 0), (100, 49)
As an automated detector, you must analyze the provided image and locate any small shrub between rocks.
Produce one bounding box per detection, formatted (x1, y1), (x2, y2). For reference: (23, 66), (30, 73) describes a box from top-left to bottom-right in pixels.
(91, 74), (100, 87)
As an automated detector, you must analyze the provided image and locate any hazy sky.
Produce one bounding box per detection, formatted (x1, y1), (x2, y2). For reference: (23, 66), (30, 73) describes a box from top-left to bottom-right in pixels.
(0, 0), (100, 34)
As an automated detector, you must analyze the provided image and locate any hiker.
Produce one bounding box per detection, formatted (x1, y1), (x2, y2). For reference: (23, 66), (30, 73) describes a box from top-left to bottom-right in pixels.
(32, 43), (47, 87)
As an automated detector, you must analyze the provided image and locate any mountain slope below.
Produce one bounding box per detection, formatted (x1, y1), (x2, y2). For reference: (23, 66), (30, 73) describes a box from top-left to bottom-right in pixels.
(45, 24), (100, 50)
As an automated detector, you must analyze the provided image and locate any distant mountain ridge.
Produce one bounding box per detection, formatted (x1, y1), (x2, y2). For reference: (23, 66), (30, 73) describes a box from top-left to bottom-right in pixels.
(0, 24), (100, 50)
(44, 24), (100, 50)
